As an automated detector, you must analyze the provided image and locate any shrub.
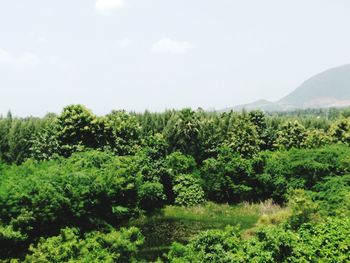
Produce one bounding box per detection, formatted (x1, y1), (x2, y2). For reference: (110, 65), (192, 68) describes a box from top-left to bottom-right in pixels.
(173, 175), (205, 207)
(313, 175), (350, 217)
(166, 226), (243, 263)
(24, 227), (144, 263)
(0, 151), (140, 247)
(138, 181), (166, 211)
(258, 144), (350, 201)
(165, 152), (197, 176)
(165, 218), (350, 262)
(286, 189), (318, 230)
(0, 225), (27, 258)
(201, 150), (254, 203)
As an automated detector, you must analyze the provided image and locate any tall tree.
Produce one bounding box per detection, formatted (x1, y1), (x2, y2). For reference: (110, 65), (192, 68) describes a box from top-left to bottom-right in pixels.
(164, 109), (201, 158)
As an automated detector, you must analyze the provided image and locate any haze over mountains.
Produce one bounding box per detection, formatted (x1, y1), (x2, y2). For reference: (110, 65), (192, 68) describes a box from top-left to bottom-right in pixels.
(231, 64), (350, 111)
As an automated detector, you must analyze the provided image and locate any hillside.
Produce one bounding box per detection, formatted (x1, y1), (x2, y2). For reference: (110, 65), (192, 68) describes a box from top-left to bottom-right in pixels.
(230, 64), (350, 111)
(279, 64), (350, 108)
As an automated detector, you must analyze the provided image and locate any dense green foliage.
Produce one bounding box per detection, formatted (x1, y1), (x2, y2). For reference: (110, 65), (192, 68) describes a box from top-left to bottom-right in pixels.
(24, 227), (144, 263)
(3, 105), (350, 165)
(166, 211), (350, 262)
(1, 105), (350, 261)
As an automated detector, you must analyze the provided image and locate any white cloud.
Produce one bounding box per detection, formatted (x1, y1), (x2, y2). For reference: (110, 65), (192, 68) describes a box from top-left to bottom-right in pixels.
(151, 38), (193, 55)
(116, 37), (132, 48)
(0, 48), (40, 69)
(95, 0), (124, 14)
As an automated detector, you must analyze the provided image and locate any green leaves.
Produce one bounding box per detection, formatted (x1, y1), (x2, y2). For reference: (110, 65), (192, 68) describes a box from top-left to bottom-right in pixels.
(30, 105), (143, 160)
(201, 150), (254, 203)
(275, 121), (307, 150)
(166, 218), (350, 263)
(0, 224), (27, 257)
(329, 117), (350, 145)
(105, 110), (142, 156)
(163, 109), (201, 158)
(173, 175), (205, 207)
(138, 181), (166, 210)
(226, 114), (261, 158)
(2, 106), (350, 262)
(24, 227), (144, 263)
(0, 151), (140, 254)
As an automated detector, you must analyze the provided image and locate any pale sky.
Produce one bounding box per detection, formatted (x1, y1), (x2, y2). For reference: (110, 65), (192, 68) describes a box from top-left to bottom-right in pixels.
(1, 0), (350, 116)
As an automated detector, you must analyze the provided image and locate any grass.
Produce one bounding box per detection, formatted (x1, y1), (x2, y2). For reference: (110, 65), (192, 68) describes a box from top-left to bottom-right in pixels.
(162, 202), (260, 229)
(130, 201), (277, 261)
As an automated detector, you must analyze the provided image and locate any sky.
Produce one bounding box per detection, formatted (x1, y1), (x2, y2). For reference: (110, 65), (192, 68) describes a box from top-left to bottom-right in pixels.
(1, 0), (350, 117)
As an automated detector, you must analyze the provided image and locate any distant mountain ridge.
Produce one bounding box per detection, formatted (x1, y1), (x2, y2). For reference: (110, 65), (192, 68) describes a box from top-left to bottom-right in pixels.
(230, 64), (350, 111)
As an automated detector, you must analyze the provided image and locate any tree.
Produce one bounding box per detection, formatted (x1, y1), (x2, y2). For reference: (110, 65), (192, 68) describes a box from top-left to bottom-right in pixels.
(0, 111), (12, 162)
(198, 117), (222, 161)
(225, 114), (261, 158)
(275, 121), (307, 150)
(7, 118), (42, 164)
(248, 110), (267, 134)
(56, 105), (100, 157)
(0, 151), (140, 248)
(164, 109), (201, 158)
(30, 123), (61, 161)
(105, 110), (142, 156)
(304, 129), (331, 149)
(201, 148), (254, 203)
(329, 117), (350, 145)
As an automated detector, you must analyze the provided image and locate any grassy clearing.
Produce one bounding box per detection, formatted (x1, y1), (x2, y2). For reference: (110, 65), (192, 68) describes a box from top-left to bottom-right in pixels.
(130, 201), (283, 261)
(241, 199), (289, 238)
(162, 202), (260, 229)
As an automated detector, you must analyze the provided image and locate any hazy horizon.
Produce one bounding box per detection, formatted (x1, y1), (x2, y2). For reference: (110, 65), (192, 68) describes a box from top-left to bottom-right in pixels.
(1, 0), (350, 117)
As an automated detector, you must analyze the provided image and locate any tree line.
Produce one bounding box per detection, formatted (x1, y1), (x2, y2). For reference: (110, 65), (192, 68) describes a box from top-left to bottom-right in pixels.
(1, 105), (350, 165)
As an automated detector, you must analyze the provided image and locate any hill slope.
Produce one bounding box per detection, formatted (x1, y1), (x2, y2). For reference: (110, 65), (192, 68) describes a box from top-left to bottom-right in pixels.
(226, 64), (350, 111)
(279, 64), (350, 108)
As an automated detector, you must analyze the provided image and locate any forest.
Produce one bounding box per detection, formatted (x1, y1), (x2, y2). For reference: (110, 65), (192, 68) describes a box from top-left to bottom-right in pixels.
(0, 105), (350, 262)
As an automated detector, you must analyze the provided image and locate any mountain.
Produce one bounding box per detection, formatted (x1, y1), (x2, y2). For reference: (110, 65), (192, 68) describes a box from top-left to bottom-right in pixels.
(279, 64), (350, 108)
(228, 64), (350, 111)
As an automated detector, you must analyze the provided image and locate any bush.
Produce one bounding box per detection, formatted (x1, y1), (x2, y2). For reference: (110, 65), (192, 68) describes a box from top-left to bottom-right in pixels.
(313, 175), (350, 217)
(287, 189), (318, 230)
(173, 175), (205, 207)
(201, 149), (254, 203)
(0, 225), (27, 259)
(0, 151), (140, 249)
(296, 218), (350, 262)
(166, 226), (243, 263)
(257, 144), (350, 201)
(165, 152), (197, 177)
(24, 227), (144, 263)
(165, 218), (350, 262)
(138, 182), (166, 211)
